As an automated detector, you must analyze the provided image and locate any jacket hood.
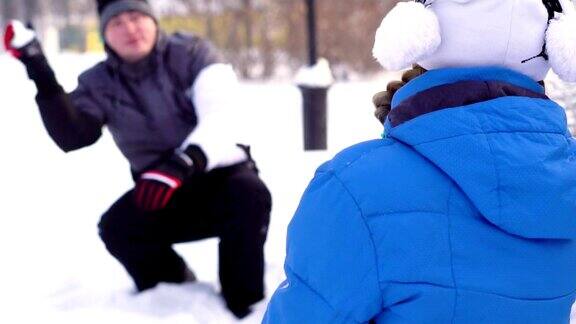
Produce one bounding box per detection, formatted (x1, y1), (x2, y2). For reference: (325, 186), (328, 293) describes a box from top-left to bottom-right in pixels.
(387, 67), (576, 239)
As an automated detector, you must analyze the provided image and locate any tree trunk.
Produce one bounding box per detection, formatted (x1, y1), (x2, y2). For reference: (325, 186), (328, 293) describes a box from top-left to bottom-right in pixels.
(241, 0), (254, 79)
(204, 0), (215, 40)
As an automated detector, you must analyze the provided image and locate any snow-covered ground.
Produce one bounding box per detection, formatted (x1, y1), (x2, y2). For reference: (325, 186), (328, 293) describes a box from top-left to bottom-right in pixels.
(0, 53), (391, 324)
(1, 53), (575, 323)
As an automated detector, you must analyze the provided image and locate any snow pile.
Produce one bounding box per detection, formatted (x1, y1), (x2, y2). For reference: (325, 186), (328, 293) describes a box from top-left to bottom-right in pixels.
(294, 58), (334, 88)
(0, 52), (385, 323)
(545, 71), (576, 134)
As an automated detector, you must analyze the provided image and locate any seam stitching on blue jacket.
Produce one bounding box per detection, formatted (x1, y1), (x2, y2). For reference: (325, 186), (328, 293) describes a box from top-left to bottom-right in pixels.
(382, 281), (576, 301)
(285, 263), (361, 323)
(330, 171), (386, 318)
(446, 185), (458, 324)
(405, 130), (565, 147)
(474, 110), (503, 225)
(318, 140), (397, 175)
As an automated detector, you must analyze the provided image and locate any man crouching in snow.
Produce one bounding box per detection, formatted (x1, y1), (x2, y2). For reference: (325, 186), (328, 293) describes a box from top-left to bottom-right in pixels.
(264, 0), (576, 323)
(3, 0), (271, 318)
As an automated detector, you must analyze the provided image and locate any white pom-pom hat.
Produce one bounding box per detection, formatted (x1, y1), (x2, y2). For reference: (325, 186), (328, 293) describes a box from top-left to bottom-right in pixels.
(373, 0), (576, 82)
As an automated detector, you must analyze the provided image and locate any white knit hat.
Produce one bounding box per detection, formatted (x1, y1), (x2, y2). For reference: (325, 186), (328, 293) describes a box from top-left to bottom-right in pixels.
(373, 0), (576, 82)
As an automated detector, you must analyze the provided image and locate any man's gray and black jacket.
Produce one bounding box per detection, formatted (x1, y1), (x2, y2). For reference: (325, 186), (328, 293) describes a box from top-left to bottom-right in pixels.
(32, 32), (247, 175)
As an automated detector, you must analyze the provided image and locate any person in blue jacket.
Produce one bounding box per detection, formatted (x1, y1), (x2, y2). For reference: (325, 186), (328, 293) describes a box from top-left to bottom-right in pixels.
(264, 0), (576, 323)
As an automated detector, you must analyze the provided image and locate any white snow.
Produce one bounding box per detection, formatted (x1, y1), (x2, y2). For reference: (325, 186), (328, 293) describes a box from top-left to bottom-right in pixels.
(1, 52), (575, 323)
(5, 20), (36, 49)
(545, 71), (576, 133)
(0, 52), (386, 324)
(294, 57), (334, 88)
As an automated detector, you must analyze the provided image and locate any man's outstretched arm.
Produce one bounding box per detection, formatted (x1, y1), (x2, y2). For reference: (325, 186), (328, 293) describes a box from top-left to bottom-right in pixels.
(4, 20), (103, 152)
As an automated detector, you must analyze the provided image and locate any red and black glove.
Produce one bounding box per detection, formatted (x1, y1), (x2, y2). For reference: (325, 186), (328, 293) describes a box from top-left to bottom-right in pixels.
(134, 145), (207, 212)
(4, 20), (60, 94)
(4, 20), (43, 63)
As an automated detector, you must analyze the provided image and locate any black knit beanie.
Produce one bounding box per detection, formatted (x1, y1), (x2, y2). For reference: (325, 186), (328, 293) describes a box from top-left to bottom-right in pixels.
(97, 0), (156, 34)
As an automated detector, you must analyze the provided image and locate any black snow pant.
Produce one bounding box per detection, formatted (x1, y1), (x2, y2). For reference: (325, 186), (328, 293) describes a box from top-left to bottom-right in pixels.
(97, 162), (272, 313)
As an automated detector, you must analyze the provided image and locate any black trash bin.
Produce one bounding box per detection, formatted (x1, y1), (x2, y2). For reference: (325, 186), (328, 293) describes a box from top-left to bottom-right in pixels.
(299, 85), (329, 150)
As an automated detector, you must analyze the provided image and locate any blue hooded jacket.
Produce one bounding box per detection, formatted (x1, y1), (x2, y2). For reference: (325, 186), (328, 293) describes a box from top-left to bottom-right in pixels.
(264, 67), (576, 323)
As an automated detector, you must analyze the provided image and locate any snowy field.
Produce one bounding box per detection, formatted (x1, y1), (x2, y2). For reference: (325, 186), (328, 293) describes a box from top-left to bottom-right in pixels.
(1, 53), (575, 323)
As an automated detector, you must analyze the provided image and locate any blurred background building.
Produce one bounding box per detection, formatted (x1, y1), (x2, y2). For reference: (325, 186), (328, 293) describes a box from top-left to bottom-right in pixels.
(2, 0), (575, 132)
(0, 0), (400, 80)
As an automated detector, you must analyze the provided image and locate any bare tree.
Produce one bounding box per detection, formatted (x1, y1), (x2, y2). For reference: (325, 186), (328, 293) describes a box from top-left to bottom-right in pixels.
(275, 0), (399, 76)
(10, 0), (398, 78)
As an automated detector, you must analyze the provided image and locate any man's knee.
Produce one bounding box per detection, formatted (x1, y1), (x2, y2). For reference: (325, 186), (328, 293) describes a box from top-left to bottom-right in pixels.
(237, 168), (270, 202)
(232, 172), (271, 219)
(98, 207), (123, 249)
(97, 192), (140, 246)
(220, 170), (271, 237)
